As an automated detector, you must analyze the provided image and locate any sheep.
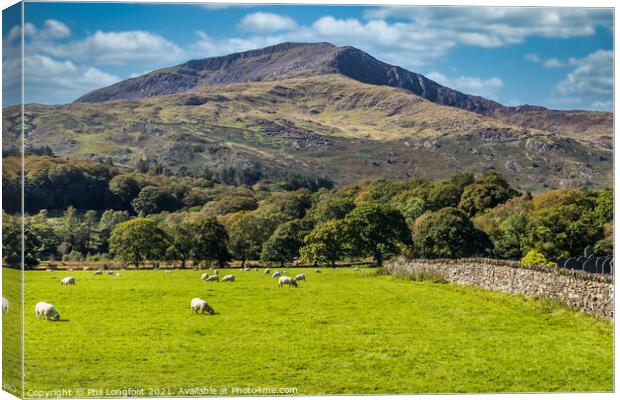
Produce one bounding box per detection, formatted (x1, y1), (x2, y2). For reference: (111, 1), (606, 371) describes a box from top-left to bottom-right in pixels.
(243, 267), (251, 272)
(255, 268), (259, 272)
(294, 274), (305, 282)
(68, 268), (74, 271)
(93, 270), (102, 276)
(60, 276), (75, 285)
(190, 298), (214, 315)
(272, 271), (282, 278)
(222, 274), (235, 282)
(107, 270), (114, 275)
(264, 268), (271, 274)
(2, 297), (8, 313)
(314, 269), (322, 273)
(115, 273), (122, 277)
(206, 275), (219, 282)
(201, 273), (210, 281)
(164, 270), (172, 274)
(45, 268), (53, 272)
(35, 302), (60, 321)
(83, 267), (91, 271)
(278, 276), (298, 288)
(213, 269), (219, 275)
(353, 267), (361, 271)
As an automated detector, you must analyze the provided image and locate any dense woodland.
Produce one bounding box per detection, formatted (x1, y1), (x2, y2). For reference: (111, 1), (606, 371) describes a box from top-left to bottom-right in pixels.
(2, 154), (613, 269)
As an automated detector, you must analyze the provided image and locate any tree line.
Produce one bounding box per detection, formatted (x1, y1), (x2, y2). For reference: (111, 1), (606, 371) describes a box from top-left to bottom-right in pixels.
(2, 155), (613, 269)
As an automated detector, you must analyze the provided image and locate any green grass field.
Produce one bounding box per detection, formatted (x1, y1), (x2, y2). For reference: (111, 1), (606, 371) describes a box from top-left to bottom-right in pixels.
(2, 267), (613, 396)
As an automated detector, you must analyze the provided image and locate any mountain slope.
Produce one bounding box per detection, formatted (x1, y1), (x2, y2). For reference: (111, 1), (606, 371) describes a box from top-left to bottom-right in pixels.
(75, 42), (612, 145)
(5, 74), (612, 192)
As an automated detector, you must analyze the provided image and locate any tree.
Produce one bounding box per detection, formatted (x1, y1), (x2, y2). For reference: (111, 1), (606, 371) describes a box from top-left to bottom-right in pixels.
(109, 175), (141, 209)
(307, 192), (355, 223)
(2, 213), (43, 269)
(260, 219), (309, 267)
(184, 217), (230, 267)
(344, 203), (411, 265)
(131, 186), (181, 216)
(414, 207), (490, 259)
(225, 211), (267, 267)
(389, 191), (428, 223)
(458, 183), (517, 216)
(299, 219), (349, 267)
(109, 218), (168, 267)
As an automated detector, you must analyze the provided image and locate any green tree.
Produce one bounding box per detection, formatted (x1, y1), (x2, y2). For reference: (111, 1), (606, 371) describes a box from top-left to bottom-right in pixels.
(345, 203), (411, 265)
(414, 207), (490, 259)
(2, 213), (43, 269)
(109, 218), (169, 267)
(225, 211), (267, 267)
(458, 183), (518, 216)
(260, 219), (309, 267)
(299, 219), (349, 267)
(109, 175), (141, 209)
(185, 217), (231, 267)
(131, 186), (181, 216)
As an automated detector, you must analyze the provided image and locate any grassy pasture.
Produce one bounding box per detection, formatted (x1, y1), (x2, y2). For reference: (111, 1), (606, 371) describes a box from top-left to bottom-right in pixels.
(3, 266), (613, 396)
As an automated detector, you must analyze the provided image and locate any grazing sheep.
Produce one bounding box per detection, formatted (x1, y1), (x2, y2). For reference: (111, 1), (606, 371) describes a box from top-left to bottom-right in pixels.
(272, 271), (282, 278)
(68, 268), (74, 271)
(278, 276), (298, 288)
(192, 267), (199, 271)
(243, 267), (251, 272)
(314, 269), (322, 273)
(294, 274), (305, 282)
(93, 270), (102, 276)
(83, 267), (91, 271)
(264, 268), (271, 274)
(2, 297), (8, 313)
(222, 274), (235, 282)
(107, 270), (114, 275)
(35, 302), (60, 321)
(60, 276), (75, 285)
(201, 273), (210, 280)
(190, 298), (214, 315)
(115, 273), (122, 277)
(206, 275), (219, 282)
(213, 270), (219, 275)
(46, 268), (53, 272)
(353, 267), (361, 271)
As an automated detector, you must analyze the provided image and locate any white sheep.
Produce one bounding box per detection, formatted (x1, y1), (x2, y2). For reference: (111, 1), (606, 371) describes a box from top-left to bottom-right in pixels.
(190, 298), (214, 314)
(314, 269), (322, 273)
(222, 274), (235, 282)
(83, 267), (91, 271)
(353, 267), (361, 271)
(93, 270), (102, 276)
(46, 268), (53, 272)
(264, 268), (271, 274)
(107, 270), (114, 275)
(2, 297), (8, 313)
(213, 270), (219, 275)
(243, 267), (251, 272)
(68, 268), (74, 271)
(206, 275), (219, 282)
(60, 276), (75, 285)
(278, 276), (298, 288)
(201, 273), (210, 280)
(115, 273), (122, 277)
(35, 302), (60, 321)
(272, 271), (282, 278)
(295, 274), (305, 282)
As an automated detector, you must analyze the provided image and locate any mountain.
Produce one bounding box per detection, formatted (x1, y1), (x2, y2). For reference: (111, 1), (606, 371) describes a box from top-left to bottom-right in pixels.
(3, 43), (613, 192)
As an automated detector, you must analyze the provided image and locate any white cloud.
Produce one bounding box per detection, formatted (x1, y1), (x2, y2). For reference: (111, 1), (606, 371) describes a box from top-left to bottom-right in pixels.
(238, 12), (297, 33)
(591, 100), (612, 111)
(554, 50), (612, 96)
(525, 53), (565, 68)
(24, 54), (120, 104)
(43, 19), (71, 39)
(364, 7), (611, 48)
(542, 58), (564, 68)
(426, 71), (504, 99)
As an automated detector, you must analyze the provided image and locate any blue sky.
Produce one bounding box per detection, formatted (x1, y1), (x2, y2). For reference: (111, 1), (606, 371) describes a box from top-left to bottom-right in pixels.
(2, 3), (614, 110)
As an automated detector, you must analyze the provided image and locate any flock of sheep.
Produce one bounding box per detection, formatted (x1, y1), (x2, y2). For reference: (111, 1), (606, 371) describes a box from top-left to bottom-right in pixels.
(7, 265), (324, 322)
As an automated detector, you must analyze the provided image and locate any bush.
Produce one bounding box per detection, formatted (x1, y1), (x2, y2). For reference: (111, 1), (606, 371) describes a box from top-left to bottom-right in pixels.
(520, 249), (556, 267)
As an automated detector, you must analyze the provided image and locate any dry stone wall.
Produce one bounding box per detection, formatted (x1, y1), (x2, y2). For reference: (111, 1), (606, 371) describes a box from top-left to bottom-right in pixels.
(385, 257), (614, 319)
